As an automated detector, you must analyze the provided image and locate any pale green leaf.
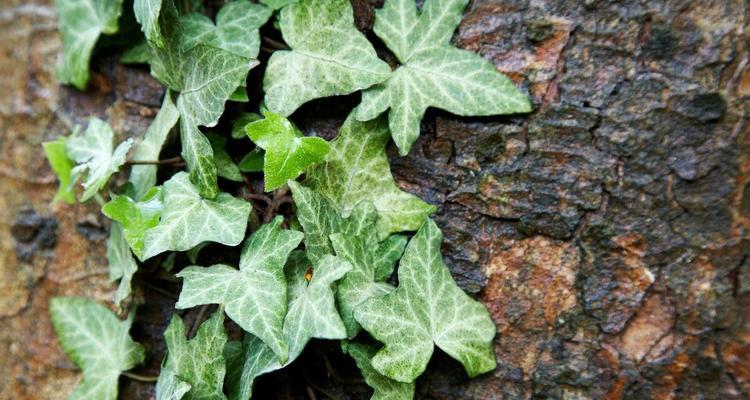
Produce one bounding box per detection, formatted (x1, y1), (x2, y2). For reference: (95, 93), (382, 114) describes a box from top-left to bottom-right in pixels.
(157, 311), (227, 400)
(246, 111), (329, 191)
(260, 0), (297, 10)
(50, 297), (145, 400)
(130, 92), (179, 199)
(354, 0), (532, 155)
(106, 222), (139, 306)
(305, 114), (435, 237)
(121, 42), (151, 64)
(207, 132), (243, 182)
(343, 341), (415, 400)
(66, 118), (133, 202)
(102, 187), (164, 259)
(55, 0), (124, 89)
(141, 172), (251, 259)
(134, 0), (164, 46)
(355, 219), (497, 382)
(263, 0), (391, 116)
(43, 137), (76, 204)
(176, 217), (303, 363)
(226, 252), (351, 400)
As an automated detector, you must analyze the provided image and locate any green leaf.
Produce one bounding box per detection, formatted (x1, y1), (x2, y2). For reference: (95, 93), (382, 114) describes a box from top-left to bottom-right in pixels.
(260, 0), (297, 10)
(55, 0), (124, 89)
(102, 187), (164, 259)
(343, 341), (415, 400)
(305, 114), (435, 237)
(141, 172), (252, 259)
(238, 149), (264, 173)
(354, 0), (532, 155)
(246, 111), (330, 191)
(354, 219), (497, 382)
(121, 42), (151, 64)
(263, 0), (391, 116)
(176, 217), (303, 363)
(229, 86), (250, 103)
(156, 311), (227, 400)
(50, 297), (145, 400)
(207, 132), (243, 182)
(231, 113), (261, 139)
(106, 222), (139, 306)
(180, 1), (272, 59)
(134, 0), (164, 46)
(66, 118), (134, 202)
(43, 137), (76, 204)
(226, 252), (351, 400)
(130, 92), (179, 199)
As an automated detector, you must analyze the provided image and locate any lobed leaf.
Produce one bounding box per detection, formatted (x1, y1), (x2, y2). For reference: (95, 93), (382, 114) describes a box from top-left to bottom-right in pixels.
(102, 187), (164, 259)
(343, 341), (415, 400)
(43, 137), (76, 204)
(106, 222), (139, 306)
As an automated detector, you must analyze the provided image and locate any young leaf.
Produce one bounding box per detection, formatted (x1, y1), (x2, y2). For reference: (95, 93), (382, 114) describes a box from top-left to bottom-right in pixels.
(102, 187), (164, 259)
(263, 0), (391, 116)
(130, 92), (179, 199)
(305, 114), (436, 237)
(354, 0), (532, 155)
(66, 118), (134, 202)
(207, 132), (243, 182)
(176, 217), (303, 363)
(343, 341), (415, 400)
(355, 219), (497, 382)
(50, 297), (145, 400)
(43, 137), (76, 204)
(245, 111), (330, 191)
(106, 222), (139, 306)
(156, 311), (228, 400)
(55, 0), (124, 89)
(226, 252), (352, 400)
(141, 172), (251, 259)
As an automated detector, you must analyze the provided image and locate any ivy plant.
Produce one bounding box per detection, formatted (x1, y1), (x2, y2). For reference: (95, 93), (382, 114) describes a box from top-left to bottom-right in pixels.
(46, 0), (530, 398)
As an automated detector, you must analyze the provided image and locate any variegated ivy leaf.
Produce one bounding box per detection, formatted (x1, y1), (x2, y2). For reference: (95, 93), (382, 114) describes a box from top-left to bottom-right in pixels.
(289, 182), (406, 336)
(141, 172), (251, 259)
(355, 219), (497, 383)
(260, 0), (297, 10)
(176, 217), (303, 363)
(245, 111), (329, 191)
(130, 92), (179, 199)
(263, 0), (391, 116)
(306, 114), (435, 237)
(102, 187), (164, 260)
(43, 137), (76, 204)
(226, 252), (351, 400)
(106, 222), (139, 306)
(343, 341), (415, 400)
(55, 0), (123, 89)
(156, 310), (227, 400)
(354, 0), (532, 155)
(50, 297), (145, 400)
(206, 132), (243, 182)
(66, 118), (134, 202)
(134, 0), (164, 47)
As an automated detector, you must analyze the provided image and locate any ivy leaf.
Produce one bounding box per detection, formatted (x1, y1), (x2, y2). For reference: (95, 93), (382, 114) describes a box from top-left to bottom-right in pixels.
(66, 118), (134, 202)
(206, 132), (243, 182)
(129, 92), (179, 199)
(43, 137), (76, 204)
(343, 341), (415, 400)
(102, 187), (164, 259)
(238, 150), (264, 173)
(263, 0), (391, 116)
(231, 113), (261, 139)
(354, 219), (497, 382)
(134, 0), (164, 46)
(141, 172), (252, 259)
(55, 0), (123, 89)
(106, 222), (139, 306)
(176, 217), (303, 363)
(306, 114), (435, 237)
(354, 0), (532, 155)
(50, 297), (145, 400)
(121, 42), (151, 64)
(245, 111), (330, 191)
(156, 310), (227, 400)
(260, 0), (297, 10)
(226, 252), (351, 400)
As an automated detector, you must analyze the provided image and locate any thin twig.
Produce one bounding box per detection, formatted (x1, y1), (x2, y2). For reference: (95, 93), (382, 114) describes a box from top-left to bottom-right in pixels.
(263, 36), (289, 50)
(126, 156), (184, 166)
(306, 387), (317, 400)
(141, 281), (178, 300)
(189, 305), (209, 337)
(122, 371), (158, 382)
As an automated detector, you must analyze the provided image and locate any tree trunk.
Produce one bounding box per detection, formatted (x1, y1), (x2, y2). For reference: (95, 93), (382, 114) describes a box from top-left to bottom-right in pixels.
(1, 0), (748, 399)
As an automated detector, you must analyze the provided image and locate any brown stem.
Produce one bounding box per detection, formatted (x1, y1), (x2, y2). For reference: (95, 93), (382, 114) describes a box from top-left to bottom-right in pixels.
(189, 305), (209, 337)
(122, 371), (158, 382)
(263, 36), (289, 50)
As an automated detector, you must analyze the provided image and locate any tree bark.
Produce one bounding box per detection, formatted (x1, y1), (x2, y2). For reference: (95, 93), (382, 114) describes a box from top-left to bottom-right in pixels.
(1, 0), (748, 399)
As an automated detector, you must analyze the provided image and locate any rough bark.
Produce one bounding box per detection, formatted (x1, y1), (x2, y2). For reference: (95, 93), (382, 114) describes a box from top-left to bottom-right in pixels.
(1, 0), (748, 399)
